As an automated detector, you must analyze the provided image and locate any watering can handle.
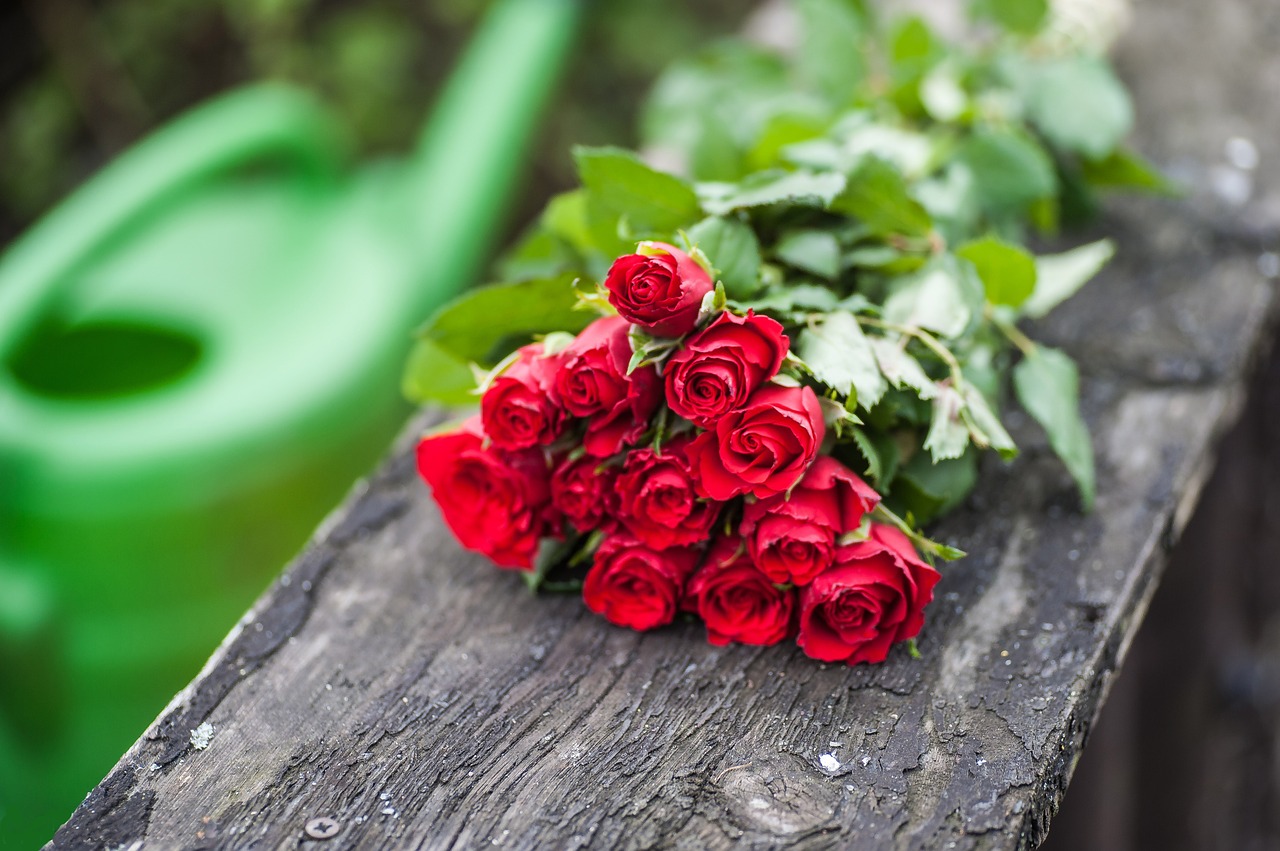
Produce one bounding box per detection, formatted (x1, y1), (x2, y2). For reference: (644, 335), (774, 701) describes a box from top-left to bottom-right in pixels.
(0, 84), (345, 362)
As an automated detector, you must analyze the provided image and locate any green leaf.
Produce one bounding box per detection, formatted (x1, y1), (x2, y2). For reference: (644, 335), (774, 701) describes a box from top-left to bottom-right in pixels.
(401, 337), (478, 406)
(870, 338), (937, 400)
(697, 169), (846, 215)
(957, 236), (1037, 308)
(418, 274), (591, 365)
(796, 0), (866, 106)
(573, 146), (702, 235)
(1022, 239), (1115, 318)
(774, 230), (842, 280)
(889, 450), (978, 526)
(1025, 57), (1133, 160)
(686, 216), (762, 298)
(924, 385), (969, 461)
(1013, 347), (1095, 508)
(796, 310), (887, 410)
(971, 0), (1048, 34)
(831, 156), (933, 237)
(744, 282), (841, 314)
(849, 427), (901, 489)
(883, 255), (985, 339)
(955, 128), (1056, 217)
(523, 535), (580, 592)
(959, 383), (1017, 460)
(1081, 148), (1180, 196)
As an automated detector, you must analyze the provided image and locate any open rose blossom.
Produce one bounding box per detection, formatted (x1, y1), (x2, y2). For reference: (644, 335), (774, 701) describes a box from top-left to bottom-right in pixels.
(554, 316), (660, 457)
(550, 454), (618, 533)
(683, 536), (794, 646)
(603, 242), (713, 338)
(584, 535), (700, 631)
(797, 524), (942, 665)
(688, 383), (825, 501)
(480, 343), (564, 450)
(614, 434), (719, 549)
(416, 418), (554, 570)
(740, 456), (881, 586)
(665, 310), (789, 428)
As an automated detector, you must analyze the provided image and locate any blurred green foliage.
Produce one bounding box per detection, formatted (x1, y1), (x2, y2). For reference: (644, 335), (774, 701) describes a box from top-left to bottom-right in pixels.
(0, 0), (748, 244)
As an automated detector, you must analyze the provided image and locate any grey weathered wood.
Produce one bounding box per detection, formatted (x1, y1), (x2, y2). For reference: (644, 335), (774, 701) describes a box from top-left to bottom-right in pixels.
(48, 0), (1280, 847)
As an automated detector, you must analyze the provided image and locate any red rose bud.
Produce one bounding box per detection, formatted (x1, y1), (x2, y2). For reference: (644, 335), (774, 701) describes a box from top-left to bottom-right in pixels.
(583, 534), (700, 631)
(740, 456), (881, 586)
(613, 433), (719, 550)
(481, 343), (564, 451)
(551, 454), (618, 533)
(553, 316), (660, 457)
(797, 524), (941, 665)
(603, 242), (713, 338)
(665, 309), (789, 428)
(688, 383), (825, 501)
(416, 418), (554, 570)
(683, 535), (794, 647)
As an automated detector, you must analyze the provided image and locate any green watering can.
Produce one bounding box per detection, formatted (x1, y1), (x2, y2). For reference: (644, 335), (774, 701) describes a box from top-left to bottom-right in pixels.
(0, 0), (579, 846)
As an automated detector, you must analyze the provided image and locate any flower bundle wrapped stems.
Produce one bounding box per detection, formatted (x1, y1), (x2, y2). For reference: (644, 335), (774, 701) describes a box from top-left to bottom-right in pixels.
(418, 243), (942, 665)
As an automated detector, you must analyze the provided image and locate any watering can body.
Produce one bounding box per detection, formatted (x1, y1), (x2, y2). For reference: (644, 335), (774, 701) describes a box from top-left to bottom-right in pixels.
(0, 1), (579, 845)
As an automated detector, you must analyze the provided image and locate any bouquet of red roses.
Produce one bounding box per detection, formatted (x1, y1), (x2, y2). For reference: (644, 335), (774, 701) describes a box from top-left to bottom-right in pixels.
(419, 242), (941, 664)
(407, 0), (1160, 664)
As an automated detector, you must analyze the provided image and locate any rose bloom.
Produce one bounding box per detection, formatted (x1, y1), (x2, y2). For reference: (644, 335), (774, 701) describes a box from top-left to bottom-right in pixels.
(583, 534), (701, 631)
(740, 456), (881, 586)
(797, 524), (941, 665)
(553, 316), (660, 457)
(603, 242), (713, 338)
(416, 417), (554, 570)
(480, 342), (564, 451)
(688, 383), (825, 501)
(613, 433), (719, 550)
(550, 454), (618, 533)
(683, 536), (794, 646)
(665, 310), (789, 428)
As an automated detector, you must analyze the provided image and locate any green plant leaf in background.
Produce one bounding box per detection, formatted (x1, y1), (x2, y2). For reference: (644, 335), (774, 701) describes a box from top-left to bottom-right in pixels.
(774, 229), (842, 280)
(957, 235), (1037, 308)
(685, 215), (762, 298)
(959, 382), (1017, 459)
(1013, 345), (1096, 507)
(795, 0), (867, 107)
(796, 310), (887, 410)
(890, 450), (978, 525)
(831, 156), (933, 238)
(955, 128), (1056, 218)
(573, 145), (702, 235)
(1024, 57), (1133, 160)
(402, 337), (478, 406)
(697, 169), (846, 215)
(1022, 239), (1115, 318)
(1081, 148), (1180, 195)
(883, 255), (985, 339)
(415, 273), (592, 365)
(970, 0), (1049, 34)
(924, 384), (969, 461)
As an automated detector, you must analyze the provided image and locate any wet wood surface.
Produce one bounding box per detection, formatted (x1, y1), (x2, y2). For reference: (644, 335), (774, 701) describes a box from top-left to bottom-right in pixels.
(49, 0), (1280, 847)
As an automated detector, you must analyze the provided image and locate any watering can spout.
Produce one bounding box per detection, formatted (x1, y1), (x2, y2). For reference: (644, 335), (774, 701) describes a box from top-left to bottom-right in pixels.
(404, 0), (581, 306)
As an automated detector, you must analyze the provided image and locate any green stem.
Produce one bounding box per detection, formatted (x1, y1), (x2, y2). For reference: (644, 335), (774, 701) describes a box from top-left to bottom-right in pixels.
(857, 316), (966, 387)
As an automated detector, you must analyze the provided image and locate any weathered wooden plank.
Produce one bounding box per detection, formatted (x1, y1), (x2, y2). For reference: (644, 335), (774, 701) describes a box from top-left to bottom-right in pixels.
(48, 0), (1280, 847)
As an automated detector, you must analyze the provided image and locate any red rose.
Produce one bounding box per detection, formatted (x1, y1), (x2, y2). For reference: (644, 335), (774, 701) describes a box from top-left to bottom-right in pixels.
(603, 242), (713, 338)
(583, 534), (700, 631)
(553, 316), (660, 457)
(797, 524), (941, 665)
(551, 454), (617, 533)
(613, 434), (719, 550)
(665, 310), (789, 428)
(740, 456), (881, 586)
(480, 343), (564, 451)
(688, 383), (825, 501)
(683, 536), (794, 646)
(416, 418), (554, 570)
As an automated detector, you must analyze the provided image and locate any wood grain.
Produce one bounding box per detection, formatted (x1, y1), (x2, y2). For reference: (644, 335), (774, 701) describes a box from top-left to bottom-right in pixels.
(48, 0), (1280, 847)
